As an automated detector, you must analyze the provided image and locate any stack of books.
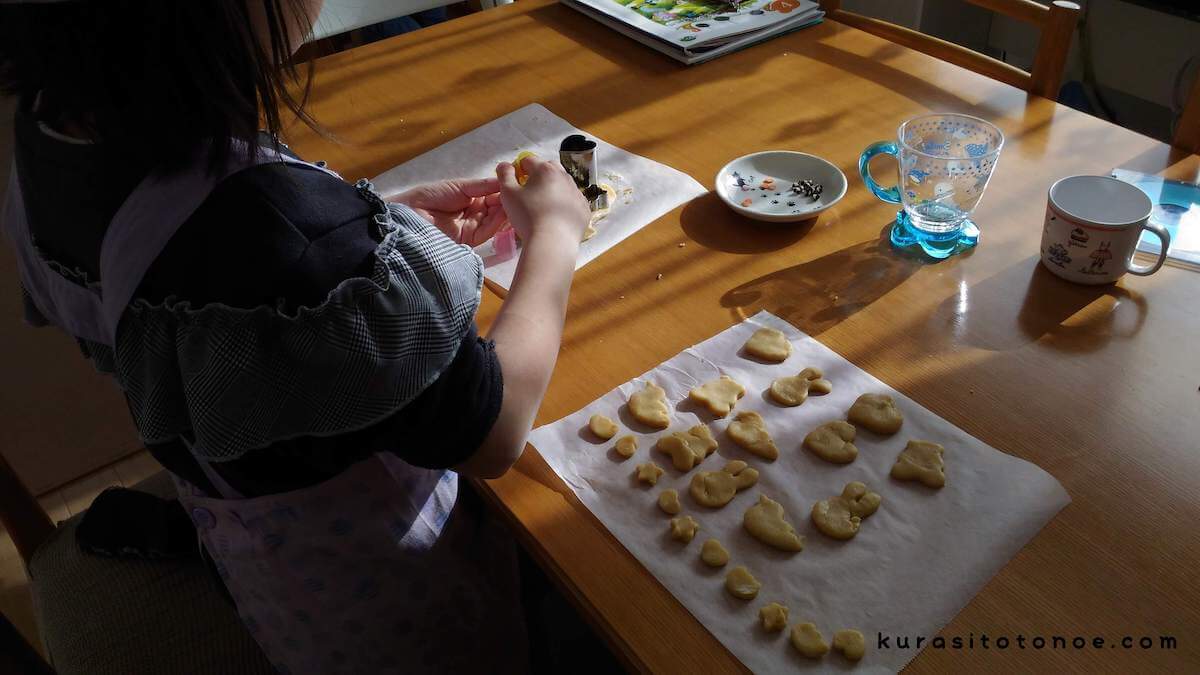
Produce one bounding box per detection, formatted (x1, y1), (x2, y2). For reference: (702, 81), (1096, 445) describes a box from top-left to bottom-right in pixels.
(561, 0), (823, 65)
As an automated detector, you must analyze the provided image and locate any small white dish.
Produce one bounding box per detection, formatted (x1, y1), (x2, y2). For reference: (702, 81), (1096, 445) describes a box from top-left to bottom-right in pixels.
(715, 151), (847, 223)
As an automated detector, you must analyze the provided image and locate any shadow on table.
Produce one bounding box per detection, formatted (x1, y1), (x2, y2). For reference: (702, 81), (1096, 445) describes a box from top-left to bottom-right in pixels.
(679, 192), (818, 254)
(719, 223), (928, 336)
(934, 255), (1148, 353)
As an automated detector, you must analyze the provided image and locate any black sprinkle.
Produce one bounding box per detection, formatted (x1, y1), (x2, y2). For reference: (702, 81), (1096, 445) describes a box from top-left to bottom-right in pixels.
(774, 193), (781, 196)
(771, 200), (779, 204)
(787, 201), (796, 206)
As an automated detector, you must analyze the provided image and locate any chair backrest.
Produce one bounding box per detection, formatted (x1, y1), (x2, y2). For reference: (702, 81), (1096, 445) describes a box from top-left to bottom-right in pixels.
(1175, 68), (1200, 154)
(310, 0), (513, 42)
(0, 450), (55, 565)
(819, 0), (1081, 100)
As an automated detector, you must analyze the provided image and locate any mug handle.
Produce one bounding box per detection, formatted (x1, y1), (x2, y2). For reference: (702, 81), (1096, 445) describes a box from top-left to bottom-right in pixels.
(858, 141), (902, 204)
(1126, 220), (1171, 276)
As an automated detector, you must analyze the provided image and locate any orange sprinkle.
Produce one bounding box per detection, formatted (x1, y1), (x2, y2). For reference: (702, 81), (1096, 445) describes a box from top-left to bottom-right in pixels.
(740, 198), (753, 207)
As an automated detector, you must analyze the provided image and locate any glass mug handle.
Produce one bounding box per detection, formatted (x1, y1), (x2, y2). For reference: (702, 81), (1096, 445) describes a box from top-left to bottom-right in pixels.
(858, 141), (902, 204)
(1127, 220), (1171, 276)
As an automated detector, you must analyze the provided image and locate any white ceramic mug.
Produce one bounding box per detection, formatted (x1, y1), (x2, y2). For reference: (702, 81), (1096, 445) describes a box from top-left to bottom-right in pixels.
(1040, 175), (1170, 285)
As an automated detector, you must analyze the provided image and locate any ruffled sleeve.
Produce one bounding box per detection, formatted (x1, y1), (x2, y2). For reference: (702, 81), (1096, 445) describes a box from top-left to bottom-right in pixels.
(112, 197), (484, 462)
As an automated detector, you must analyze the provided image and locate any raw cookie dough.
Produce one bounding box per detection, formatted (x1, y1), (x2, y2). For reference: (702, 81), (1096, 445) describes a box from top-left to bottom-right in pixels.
(833, 629), (866, 661)
(742, 327), (791, 362)
(589, 414), (618, 440)
(726, 411), (779, 461)
(811, 481), (882, 540)
(655, 425), (718, 472)
(847, 393), (904, 435)
(513, 151), (536, 185)
(891, 440), (946, 488)
(759, 603), (789, 632)
(658, 489), (682, 515)
(803, 420), (858, 464)
(724, 566), (761, 600)
(628, 382), (671, 430)
(581, 184), (618, 242)
(700, 538), (729, 567)
(689, 460), (759, 508)
(791, 622), (830, 658)
(635, 462), (664, 486)
(689, 376), (746, 418)
(768, 375), (810, 407)
(614, 435), (638, 459)
(669, 515), (700, 543)
(768, 367), (826, 407)
(808, 378), (833, 395)
(743, 495), (805, 552)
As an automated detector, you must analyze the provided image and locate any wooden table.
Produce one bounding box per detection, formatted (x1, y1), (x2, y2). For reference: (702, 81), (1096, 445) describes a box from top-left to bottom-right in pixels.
(286, 1), (1200, 670)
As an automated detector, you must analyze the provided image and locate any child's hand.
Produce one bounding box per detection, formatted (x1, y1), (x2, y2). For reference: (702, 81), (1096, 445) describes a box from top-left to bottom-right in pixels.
(388, 178), (509, 247)
(496, 158), (590, 244)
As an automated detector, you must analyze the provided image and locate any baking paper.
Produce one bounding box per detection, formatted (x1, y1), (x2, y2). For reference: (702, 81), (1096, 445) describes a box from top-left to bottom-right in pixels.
(528, 311), (1070, 673)
(372, 103), (707, 291)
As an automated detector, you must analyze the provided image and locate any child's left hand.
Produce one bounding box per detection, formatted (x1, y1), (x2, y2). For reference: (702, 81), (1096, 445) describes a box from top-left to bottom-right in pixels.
(387, 178), (509, 247)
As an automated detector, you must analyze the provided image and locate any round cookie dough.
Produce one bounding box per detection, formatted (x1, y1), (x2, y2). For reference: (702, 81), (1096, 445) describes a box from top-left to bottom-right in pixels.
(725, 566), (761, 600)
(833, 629), (866, 661)
(700, 538), (730, 567)
(614, 435), (638, 459)
(589, 414), (618, 440)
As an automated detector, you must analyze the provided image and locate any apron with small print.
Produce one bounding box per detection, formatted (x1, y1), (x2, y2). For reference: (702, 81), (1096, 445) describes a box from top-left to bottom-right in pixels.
(3, 146), (527, 674)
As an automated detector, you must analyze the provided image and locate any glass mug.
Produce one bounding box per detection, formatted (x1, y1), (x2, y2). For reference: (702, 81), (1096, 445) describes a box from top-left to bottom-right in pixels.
(859, 113), (1005, 259)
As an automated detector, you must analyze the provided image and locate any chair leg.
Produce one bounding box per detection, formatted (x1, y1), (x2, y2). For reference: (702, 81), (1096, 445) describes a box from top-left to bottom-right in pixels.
(0, 452), (55, 566)
(0, 611), (54, 675)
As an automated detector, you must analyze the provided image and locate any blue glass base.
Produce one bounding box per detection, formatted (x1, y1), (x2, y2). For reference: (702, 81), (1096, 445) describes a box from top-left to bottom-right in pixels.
(889, 210), (979, 260)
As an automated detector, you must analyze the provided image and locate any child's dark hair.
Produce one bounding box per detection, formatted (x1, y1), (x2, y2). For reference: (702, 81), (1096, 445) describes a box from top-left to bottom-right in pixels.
(0, 0), (319, 173)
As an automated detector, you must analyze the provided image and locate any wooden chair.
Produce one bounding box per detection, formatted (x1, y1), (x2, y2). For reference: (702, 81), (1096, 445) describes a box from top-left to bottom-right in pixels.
(0, 452), (273, 675)
(818, 0), (1081, 100)
(1175, 68), (1200, 154)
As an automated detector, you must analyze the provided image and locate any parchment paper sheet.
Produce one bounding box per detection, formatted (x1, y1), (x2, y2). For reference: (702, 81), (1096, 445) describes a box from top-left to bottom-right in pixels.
(528, 311), (1070, 673)
(372, 103), (707, 290)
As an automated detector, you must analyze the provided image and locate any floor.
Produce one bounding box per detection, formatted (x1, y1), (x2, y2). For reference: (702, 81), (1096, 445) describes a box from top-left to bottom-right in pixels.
(0, 449), (162, 656)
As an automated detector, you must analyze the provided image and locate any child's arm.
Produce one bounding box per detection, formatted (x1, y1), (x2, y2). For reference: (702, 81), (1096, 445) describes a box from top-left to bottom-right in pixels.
(455, 158), (590, 478)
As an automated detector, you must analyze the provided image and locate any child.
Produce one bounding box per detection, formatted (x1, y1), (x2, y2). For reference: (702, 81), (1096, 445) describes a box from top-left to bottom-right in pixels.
(0, 1), (590, 672)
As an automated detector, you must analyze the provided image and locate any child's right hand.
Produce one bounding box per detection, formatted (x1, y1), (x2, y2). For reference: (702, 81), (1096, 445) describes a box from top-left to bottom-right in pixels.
(496, 157), (590, 244)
